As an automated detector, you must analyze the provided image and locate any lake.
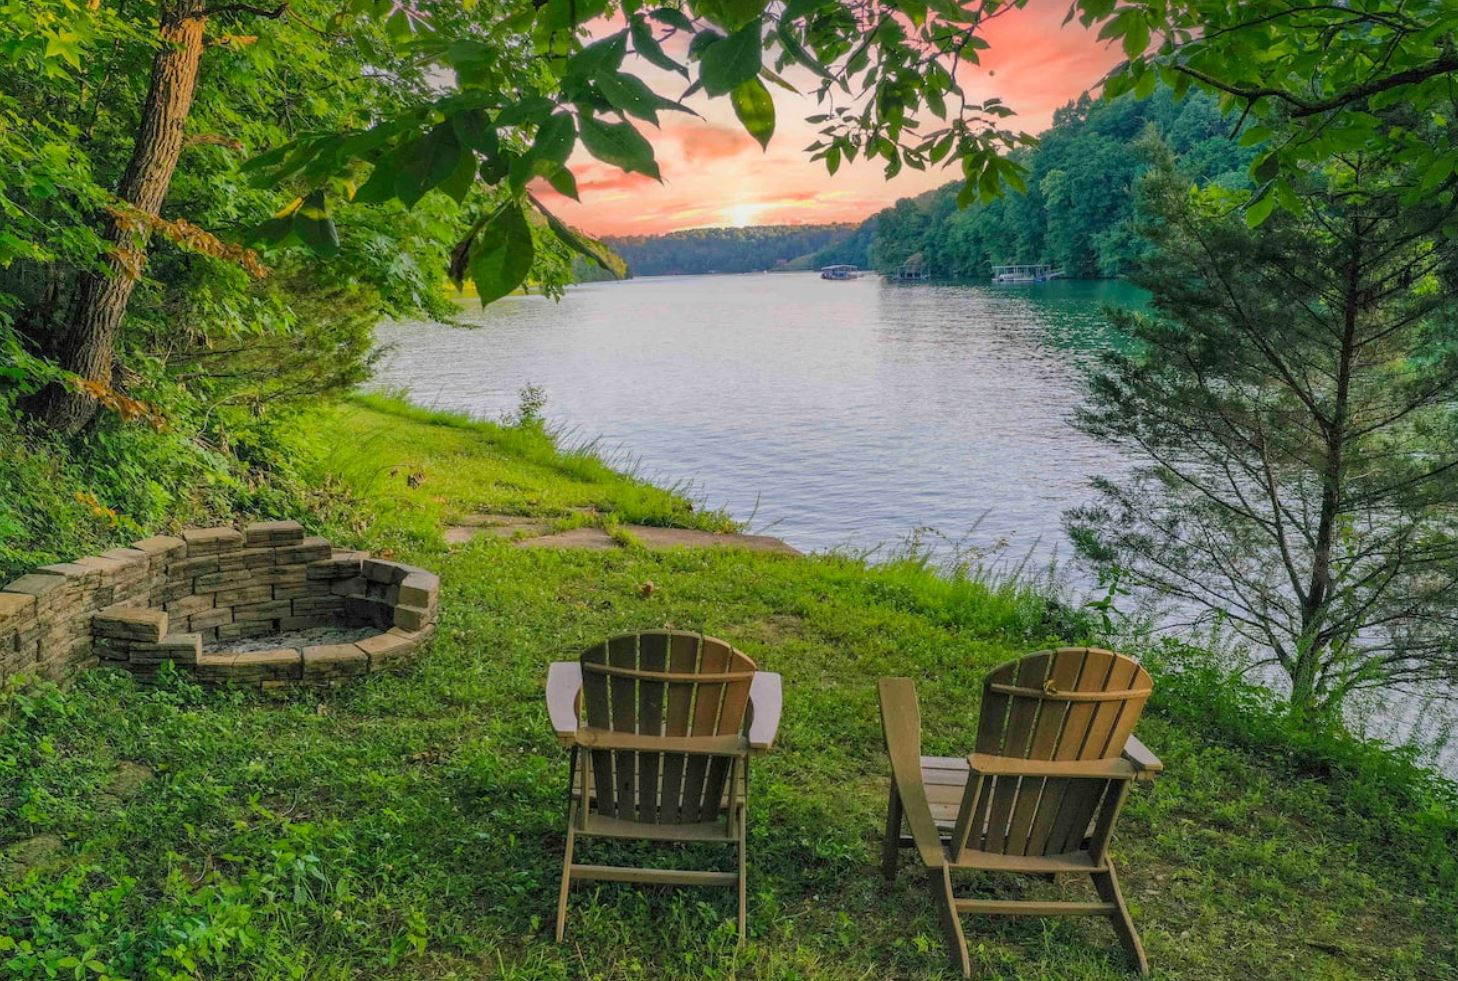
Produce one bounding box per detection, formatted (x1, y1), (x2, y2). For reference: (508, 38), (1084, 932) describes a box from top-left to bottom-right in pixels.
(377, 270), (1456, 770)
(376, 271), (1139, 571)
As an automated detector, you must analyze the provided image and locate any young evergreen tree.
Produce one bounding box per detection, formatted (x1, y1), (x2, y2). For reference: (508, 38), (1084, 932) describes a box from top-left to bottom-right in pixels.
(1068, 149), (1458, 714)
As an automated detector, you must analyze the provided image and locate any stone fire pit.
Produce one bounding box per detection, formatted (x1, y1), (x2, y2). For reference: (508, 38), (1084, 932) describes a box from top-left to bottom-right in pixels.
(0, 521), (437, 688)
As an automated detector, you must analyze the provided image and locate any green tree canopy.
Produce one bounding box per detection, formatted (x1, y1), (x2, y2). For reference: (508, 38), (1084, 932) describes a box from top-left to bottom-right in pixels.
(1089, 0), (1458, 224)
(1070, 143), (1458, 714)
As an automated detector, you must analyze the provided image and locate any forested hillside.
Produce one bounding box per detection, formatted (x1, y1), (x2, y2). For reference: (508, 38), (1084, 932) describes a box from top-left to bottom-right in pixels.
(604, 224), (855, 276)
(819, 91), (1254, 279)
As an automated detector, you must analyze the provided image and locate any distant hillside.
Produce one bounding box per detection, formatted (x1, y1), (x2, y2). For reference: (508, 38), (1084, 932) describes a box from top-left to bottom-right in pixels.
(807, 89), (1254, 279)
(603, 224), (856, 277)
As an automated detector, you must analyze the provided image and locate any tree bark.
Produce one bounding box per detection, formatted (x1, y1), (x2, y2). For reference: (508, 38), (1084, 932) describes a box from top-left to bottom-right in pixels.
(28, 1), (207, 433)
(1291, 221), (1363, 712)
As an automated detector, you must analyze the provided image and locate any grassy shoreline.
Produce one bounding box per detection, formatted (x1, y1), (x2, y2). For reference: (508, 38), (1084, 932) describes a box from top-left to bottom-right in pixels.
(2, 394), (1455, 978)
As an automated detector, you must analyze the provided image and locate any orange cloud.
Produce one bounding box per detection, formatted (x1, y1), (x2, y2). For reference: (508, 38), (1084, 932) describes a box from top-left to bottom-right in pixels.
(676, 124), (756, 162)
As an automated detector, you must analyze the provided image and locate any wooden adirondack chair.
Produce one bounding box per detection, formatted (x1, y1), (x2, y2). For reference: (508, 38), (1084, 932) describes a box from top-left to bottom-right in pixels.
(879, 647), (1163, 977)
(545, 630), (783, 945)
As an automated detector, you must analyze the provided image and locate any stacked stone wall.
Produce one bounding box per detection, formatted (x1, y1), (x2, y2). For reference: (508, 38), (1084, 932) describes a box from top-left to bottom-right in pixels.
(0, 521), (437, 688)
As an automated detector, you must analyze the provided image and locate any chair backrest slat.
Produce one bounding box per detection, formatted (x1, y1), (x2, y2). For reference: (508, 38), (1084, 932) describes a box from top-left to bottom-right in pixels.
(658, 633), (700, 823)
(636, 632), (670, 824)
(680, 637), (731, 822)
(608, 635), (641, 820)
(988, 656), (1053, 854)
(702, 641), (754, 821)
(1055, 649), (1117, 761)
(968, 653), (1049, 851)
(580, 631), (755, 828)
(580, 640), (616, 819)
(955, 648), (1151, 860)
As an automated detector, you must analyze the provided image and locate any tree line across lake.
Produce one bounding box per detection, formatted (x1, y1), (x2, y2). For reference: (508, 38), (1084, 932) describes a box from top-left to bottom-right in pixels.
(596, 90), (1253, 281)
(594, 224), (856, 277)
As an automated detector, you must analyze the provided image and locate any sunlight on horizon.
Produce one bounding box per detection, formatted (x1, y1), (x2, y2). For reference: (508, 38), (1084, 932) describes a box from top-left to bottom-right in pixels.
(720, 202), (773, 227)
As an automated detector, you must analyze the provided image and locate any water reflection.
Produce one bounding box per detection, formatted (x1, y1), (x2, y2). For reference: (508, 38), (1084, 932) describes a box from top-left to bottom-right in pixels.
(375, 272), (1139, 565)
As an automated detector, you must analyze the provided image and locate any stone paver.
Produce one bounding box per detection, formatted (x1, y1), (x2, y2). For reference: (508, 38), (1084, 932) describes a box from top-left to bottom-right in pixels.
(452, 512), (801, 556)
(627, 525), (800, 555)
(515, 527), (618, 551)
(445, 515), (553, 545)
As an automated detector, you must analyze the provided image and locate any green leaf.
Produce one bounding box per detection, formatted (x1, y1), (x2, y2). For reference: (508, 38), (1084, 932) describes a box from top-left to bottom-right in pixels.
(698, 19), (763, 96)
(529, 192), (628, 278)
(578, 113), (662, 179)
(631, 16), (687, 75)
(1238, 125), (1272, 148)
(510, 112), (577, 188)
(395, 123), (462, 207)
(241, 141), (296, 175)
(775, 19), (831, 79)
(1245, 190), (1276, 227)
(353, 143), (406, 204)
(530, 113), (577, 171)
(568, 32), (628, 81)
(1251, 150), (1281, 183)
(462, 201), (536, 304)
(546, 166), (581, 200)
(1133, 65), (1157, 99)
(293, 190), (340, 257)
(649, 6), (695, 31)
(452, 108), (500, 153)
(695, 0), (762, 31)
(781, 0), (826, 20)
(596, 71), (676, 124)
(439, 149), (479, 203)
(730, 77), (774, 149)
(1122, 15), (1149, 58)
(480, 151), (510, 186)
(250, 215), (297, 246)
(495, 96), (557, 127)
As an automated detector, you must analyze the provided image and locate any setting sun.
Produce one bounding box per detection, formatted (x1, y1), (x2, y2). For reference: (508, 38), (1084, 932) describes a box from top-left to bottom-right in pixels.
(720, 201), (772, 227)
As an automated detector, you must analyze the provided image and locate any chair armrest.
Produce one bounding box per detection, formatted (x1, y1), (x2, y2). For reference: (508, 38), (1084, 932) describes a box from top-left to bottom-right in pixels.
(546, 661), (581, 747)
(747, 672), (783, 753)
(1122, 734), (1163, 782)
(967, 753), (1138, 781)
(878, 677), (948, 868)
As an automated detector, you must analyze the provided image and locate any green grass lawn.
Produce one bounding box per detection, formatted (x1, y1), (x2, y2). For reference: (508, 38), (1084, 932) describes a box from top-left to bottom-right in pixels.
(2, 395), (1455, 979)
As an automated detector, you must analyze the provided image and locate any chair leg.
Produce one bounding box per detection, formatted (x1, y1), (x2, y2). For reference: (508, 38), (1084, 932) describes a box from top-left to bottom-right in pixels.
(882, 781), (904, 882)
(929, 865), (971, 978)
(1092, 860), (1148, 976)
(736, 803), (748, 948)
(555, 802), (577, 943)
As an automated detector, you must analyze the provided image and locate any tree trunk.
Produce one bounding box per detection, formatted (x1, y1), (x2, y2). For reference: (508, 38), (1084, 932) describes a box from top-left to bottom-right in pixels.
(1291, 221), (1363, 713)
(27, 1), (207, 434)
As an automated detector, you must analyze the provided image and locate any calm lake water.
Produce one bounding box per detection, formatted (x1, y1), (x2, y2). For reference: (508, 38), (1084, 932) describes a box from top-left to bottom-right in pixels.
(376, 272), (1138, 568)
(377, 270), (1456, 771)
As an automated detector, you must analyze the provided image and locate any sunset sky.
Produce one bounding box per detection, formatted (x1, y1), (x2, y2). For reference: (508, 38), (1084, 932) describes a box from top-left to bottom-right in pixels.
(536, 0), (1123, 236)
